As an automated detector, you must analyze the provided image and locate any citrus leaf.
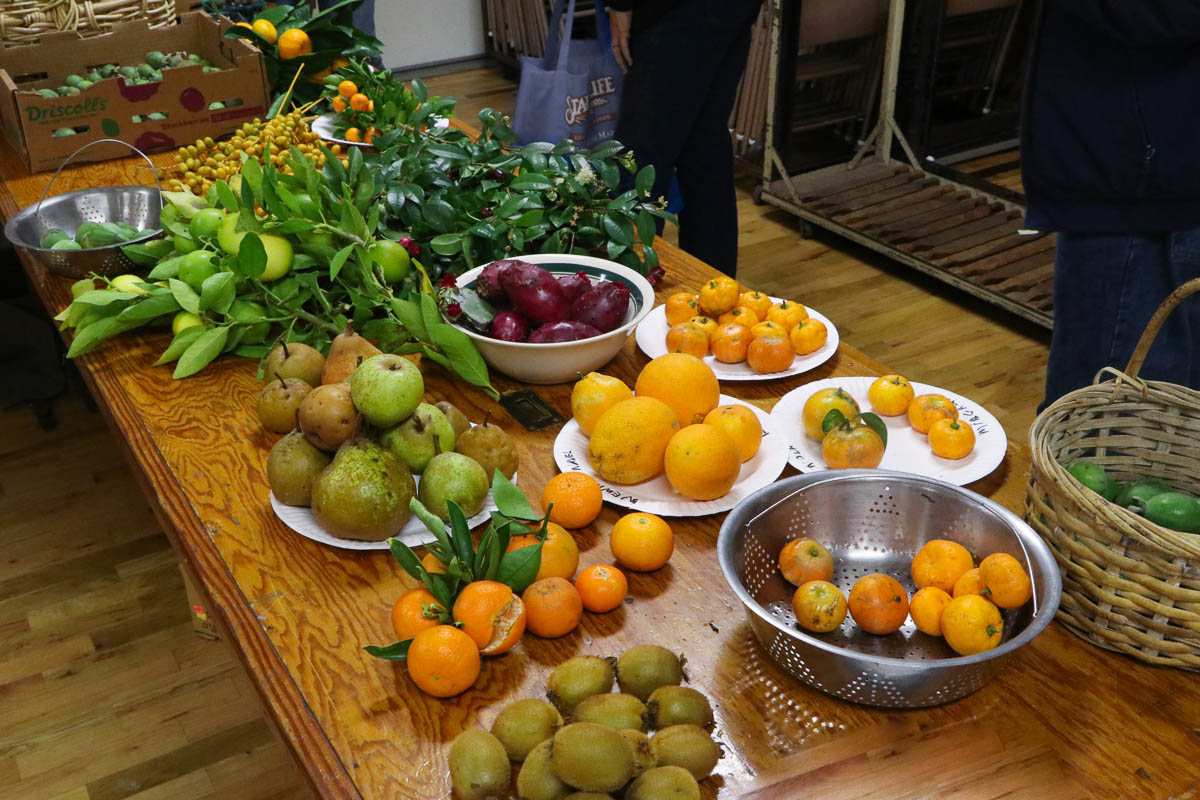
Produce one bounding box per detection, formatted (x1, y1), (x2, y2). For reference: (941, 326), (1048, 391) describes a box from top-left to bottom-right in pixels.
(446, 501), (475, 571)
(198, 272), (236, 315)
(329, 244), (355, 281)
(174, 326), (228, 379)
(237, 233), (267, 279)
(154, 325), (204, 365)
(496, 542), (542, 593)
(364, 640), (411, 661)
(168, 278), (201, 315)
(821, 408), (846, 435)
(492, 471), (540, 520)
(390, 297), (427, 340)
(859, 412), (888, 448)
(388, 537), (426, 582)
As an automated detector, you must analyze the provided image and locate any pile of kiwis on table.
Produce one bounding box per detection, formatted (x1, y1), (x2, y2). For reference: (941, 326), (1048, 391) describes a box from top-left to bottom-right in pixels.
(448, 645), (721, 800)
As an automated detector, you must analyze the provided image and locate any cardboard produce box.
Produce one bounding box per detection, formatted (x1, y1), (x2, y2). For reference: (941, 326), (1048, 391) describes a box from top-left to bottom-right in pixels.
(0, 12), (270, 173)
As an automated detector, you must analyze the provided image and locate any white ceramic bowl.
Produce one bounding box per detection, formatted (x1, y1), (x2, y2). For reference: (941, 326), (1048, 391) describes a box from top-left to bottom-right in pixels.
(453, 254), (655, 384)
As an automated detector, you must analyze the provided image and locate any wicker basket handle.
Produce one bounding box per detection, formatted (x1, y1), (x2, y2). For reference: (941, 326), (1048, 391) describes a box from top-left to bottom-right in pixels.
(1124, 277), (1200, 379)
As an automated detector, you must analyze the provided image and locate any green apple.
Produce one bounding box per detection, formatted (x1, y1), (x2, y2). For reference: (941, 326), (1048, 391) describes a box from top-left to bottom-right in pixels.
(379, 402), (455, 474)
(349, 353), (424, 427)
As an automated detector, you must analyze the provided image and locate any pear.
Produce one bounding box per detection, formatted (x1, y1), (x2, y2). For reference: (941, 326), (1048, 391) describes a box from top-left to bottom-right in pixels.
(435, 400), (472, 440)
(311, 440), (416, 541)
(267, 431), (332, 506)
(298, 383), (361, 451)
(262, 341), (325, 387)
(321, 322), (382, 385)
(456, 419), (519, 480)
(379, 402), (455, 474)
(258, 378), (312, 434)
(350, 353), (424, 427)
(417, 452), (489, 521)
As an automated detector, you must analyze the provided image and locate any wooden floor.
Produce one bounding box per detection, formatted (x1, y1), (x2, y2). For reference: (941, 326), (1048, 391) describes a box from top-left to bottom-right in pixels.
(0, 64), (1049, 799)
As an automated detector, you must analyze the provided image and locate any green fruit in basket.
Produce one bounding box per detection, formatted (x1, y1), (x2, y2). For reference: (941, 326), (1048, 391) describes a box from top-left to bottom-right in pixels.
(145, 50), (167, 69)
(111, 274), (149, 295)
(1143, 492), (1200, 533)
(179, 250), (219, 290)
(38, 88), (59, 99)
(50, 239), (82, 250)
(174, 233), (199, 254)
(64, 74), (84, 87)
(39, 228), (69, 248)
(51, 128), (76, 137)
(1116, 477), (1172, 509)
(1067, 460), (1118, 501)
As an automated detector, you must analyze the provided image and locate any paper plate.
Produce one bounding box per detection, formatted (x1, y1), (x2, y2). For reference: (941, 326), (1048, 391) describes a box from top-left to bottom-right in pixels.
(552, 395), (788, 516)
(634, 296), (838, 381)
(769, 377), (1006, 486)
(311, 113), (449, 147)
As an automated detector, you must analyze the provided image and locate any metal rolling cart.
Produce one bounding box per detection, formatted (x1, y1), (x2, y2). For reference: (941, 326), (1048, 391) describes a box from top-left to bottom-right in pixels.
(759, 0), (1054, 330)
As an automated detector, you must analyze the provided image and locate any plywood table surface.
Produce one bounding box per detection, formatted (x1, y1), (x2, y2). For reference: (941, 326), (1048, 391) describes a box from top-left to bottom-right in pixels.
(3, 144), (1198, 800)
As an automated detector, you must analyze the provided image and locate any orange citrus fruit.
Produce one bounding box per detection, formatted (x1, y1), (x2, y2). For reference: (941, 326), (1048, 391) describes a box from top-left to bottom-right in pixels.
(251, 18), (278, 44)
(910, 539), (974, 593)
(634, 353), (720, 426)
(391, 588), (445, 641)
(522, 577), (583, 638)
(952, 567), (988, 598)
(575, 564), (628, 613)
(792, 580), (847, 633)
(941, 594), (1003, 655)
(766, 301), (808, 330)
(929, 418), (976, 459)
(452, 580), (526, 655)
(979, 553), (1032, 609)
(542, 471), (604, 528)
(789, 318), (827, 355)
(802, 387), (860, 440)
(506, 522), (580, 581)
(698, 276), (739, 315)
(717, 305), (759, 327)
(710, 323), (751, 363)
(909, 586), (952, 636)
(345, 127), (362, 143)
(331, 96), (347, 113)
(688, 315), (718, 339)
(421, 551), (446, 574)
(277, 28), (312, 59)
(588, 396), (679, 484)
(702, 404), (762, 461)
(571, 371), (634, 436)
(848, 573), (909, 635)
(368, 99), (375, 112)
(778, 538), (834, 586)
(349, 92), (370, 112)
(822, 420), (884, 469)
(364, 126), (379, 145)
(406, 625), (480, 697)
(740, 290), (773, 318)
(907, 394), (958, 434)
(610, 512), (674, 572)
(337, 79), (359, 99)
(747, 335), (794, 374)
(868, 374), (914, 416)
(664, 424), (741, 500)
(664, 293), (700, 326)
(750, 320), (786, 339)
(665, 323), (709, 359)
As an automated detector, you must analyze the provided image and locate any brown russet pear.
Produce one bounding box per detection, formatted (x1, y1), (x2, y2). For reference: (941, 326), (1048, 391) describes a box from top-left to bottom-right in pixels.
(310, 439), (415, 541)
(298, 383), (361, 451)
(267, 431), (331, 506)
(262, 341), (325, 387)
(321, 322), (382, 385)
(455, 413), (519, 480)
(435, 400), (472, 440)
(258, 378), (312, 433)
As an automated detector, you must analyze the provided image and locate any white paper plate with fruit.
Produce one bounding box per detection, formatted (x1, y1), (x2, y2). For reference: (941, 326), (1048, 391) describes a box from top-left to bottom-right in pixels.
(769, 376), (1006, 486)
(635, 290), (838, 381)
(553, 390), (789, 517)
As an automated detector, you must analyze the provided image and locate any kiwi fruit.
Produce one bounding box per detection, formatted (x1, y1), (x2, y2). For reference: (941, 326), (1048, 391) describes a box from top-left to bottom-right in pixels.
(572, 693), (645, 732)
(617, 729), (656, 778)
(546, 655), (616, 714)
(492, 698), (563, 762)
(616, 645), (684, 701)
(258, 378), (313, 433)
(646, 686), (713, 730)
(447, 728), (510, 800)
(625, 765), (701, 800)
(563, 794), (613, 800)
(549, 723), (634, 793)
(649, 725), (720, 781)
(516, 739), (570, 800)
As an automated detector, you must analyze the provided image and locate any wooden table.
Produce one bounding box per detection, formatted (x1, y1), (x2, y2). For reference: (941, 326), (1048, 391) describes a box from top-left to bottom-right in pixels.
(4, 146), (1198, 800)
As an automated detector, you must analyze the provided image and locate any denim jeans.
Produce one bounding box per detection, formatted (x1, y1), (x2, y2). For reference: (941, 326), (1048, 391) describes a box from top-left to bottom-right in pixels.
(614, 0), (762, 277)
(1043, 228), (1200, 408)
(315, 0), (376, 39)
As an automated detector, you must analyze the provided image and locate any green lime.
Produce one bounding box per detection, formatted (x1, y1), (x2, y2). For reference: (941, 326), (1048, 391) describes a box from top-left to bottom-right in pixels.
(110, 274), (149, 295)
(1115, 477), (1172, 509)
(298, 229), (337, 260)
(217, 213), (245, 254)
(370, 239), (411, 283)
(175, 233), (199, 254)
(258, 234), (294, 281)
(172, 311), (203, 335)
(189, 207), (225, 240)
(1143, 492), (1200, 533)
(1067, 460), (1118, 501)
(178, 250), (219, 290)
(160, 204), (180, 226)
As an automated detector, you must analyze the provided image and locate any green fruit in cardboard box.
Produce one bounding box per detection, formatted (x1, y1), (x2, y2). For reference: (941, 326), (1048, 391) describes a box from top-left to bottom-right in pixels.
(52, 128), (75, 137)
(39, 228), (69, 248)
(38, 89), (59, 99)
(64, 74), (84, 87)
(145, 50), (167, 69)
(137, 63), (156, 78)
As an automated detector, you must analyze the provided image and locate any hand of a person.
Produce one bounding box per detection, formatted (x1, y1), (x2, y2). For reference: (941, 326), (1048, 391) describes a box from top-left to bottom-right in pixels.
(608, 9), (633, 71)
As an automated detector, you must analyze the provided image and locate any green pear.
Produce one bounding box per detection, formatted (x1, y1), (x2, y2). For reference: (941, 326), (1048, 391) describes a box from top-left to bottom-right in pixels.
(417, 452), (489, 521)
(349, 353), (424, 427)
(311, 440), (416, 541)
(267, 431), (331, 506)
(262, 341), (325, 387)
(379, 402), (455, 474)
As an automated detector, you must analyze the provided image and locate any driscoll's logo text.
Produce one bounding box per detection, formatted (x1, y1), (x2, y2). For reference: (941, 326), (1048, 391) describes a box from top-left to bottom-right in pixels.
(26, 97), (106, 122)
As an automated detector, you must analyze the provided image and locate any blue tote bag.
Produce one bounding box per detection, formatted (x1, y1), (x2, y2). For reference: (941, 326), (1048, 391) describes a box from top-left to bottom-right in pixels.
(513, 0), (622, 149)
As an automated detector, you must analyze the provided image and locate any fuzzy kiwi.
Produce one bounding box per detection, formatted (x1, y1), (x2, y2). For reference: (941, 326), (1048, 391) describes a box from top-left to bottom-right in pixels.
(546, 655), (616, 713)
(572, 693), (646, 731)
(645, 686), (714, 730)
(448, 728), (511, 800)
(649, 725), (720, 781)
(616, 645), (684, 701)
(549, 723), (634, 793)
(492, 698), (563, 762)
(625, 765), (701, 800)
(618, 728), (656, 778)
(517, 739), (570, 800)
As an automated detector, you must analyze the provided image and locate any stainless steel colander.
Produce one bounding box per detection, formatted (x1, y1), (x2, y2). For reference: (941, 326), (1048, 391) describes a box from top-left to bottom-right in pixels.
(717, 470), (1061, 708)
(4, 139), (163, 278)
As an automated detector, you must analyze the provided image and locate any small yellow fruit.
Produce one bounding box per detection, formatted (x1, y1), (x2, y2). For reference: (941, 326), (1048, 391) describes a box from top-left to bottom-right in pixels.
(172, 311), (203, 335)
(571, 372), (633, 436)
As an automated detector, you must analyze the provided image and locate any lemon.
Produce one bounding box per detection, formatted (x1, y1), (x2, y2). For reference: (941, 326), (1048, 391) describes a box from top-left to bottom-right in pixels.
(172, 312), (203, 335)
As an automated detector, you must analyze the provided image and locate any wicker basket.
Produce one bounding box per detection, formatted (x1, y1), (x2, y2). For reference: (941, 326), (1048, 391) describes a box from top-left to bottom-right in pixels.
(0, 0), (183, 45)
(1026, 278), (1200, 670)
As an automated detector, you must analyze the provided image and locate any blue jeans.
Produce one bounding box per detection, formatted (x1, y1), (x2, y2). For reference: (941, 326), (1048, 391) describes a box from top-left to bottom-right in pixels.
(1043, 228), (1200, 408)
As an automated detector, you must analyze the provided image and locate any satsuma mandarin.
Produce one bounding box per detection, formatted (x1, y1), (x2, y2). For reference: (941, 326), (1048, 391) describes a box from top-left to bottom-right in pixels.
(687, 315), (718, 339)
(792, 580), (847, 633)
(766, 300), (808, 330)
(802, 387), (859, 440)
(778, 538), (834, 586)
(609, 512), (674, 572)
(717, 305), (759, 327)
(941, 594), (1003, 655)
(507, 522), (580, 581)
(702, 404), (761, 461)
(522, 577), (583, 638)
(710, 323), (751, 363)
(698, 276), (739, 315)
(789, 318), (827, 355)
(952, 567), (987, 598)
(747, 335), (794, 374)
(665, 323), (709, 359)
(910, 539), (974, 593)
(929, 418), (976, 459)
(663, 424), (741, 500)
(452, 580), (526, 655)
(909, 586), (952, 636)
(406, 625), (480, 697)
(575, 565), (628, 613)
(739, 290), (773, 318)
(848, 573), (909, 634)
(391, 588), (446, 641)
(979, 553), (1032, 608)
(908, 393), (958, 434)
(542, 471), (604, 529)
(868, 374), (914, 416)
(665, 293), (701, 326)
